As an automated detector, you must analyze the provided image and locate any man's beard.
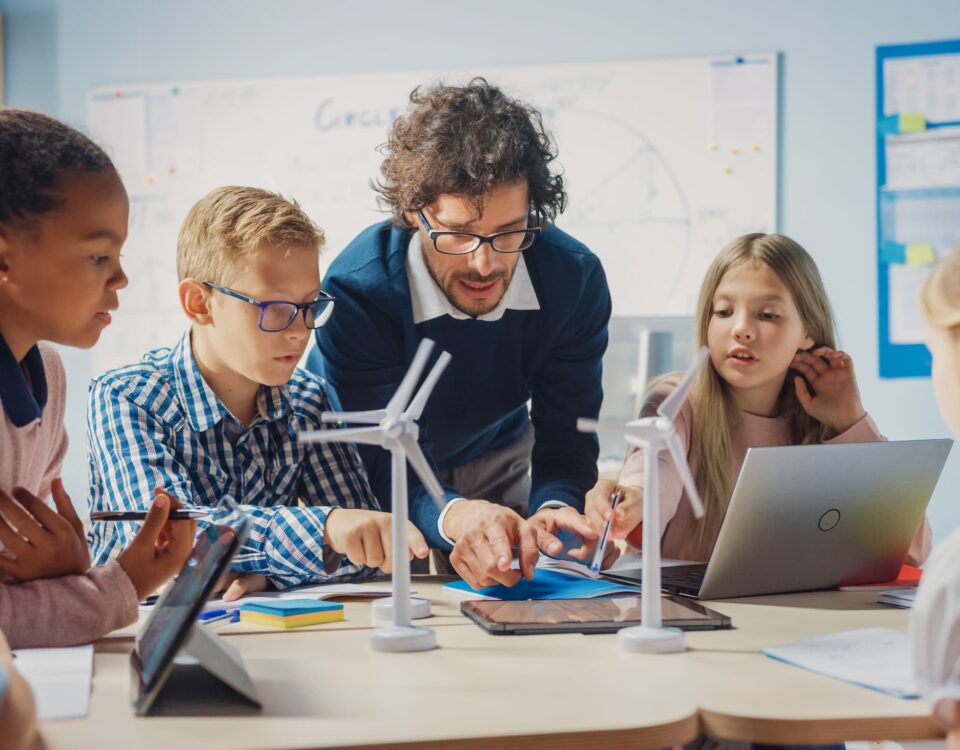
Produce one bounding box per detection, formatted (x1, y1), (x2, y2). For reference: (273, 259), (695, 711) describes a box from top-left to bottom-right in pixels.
(423, 250), (515, 318)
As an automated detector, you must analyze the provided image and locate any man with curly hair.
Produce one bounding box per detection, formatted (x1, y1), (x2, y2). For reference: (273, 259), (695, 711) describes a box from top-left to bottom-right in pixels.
(309, 79), (612, 589)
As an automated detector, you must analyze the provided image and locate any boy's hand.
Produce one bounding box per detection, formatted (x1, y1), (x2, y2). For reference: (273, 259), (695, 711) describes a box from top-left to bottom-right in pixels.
(324, 508), (429, 573)
(219, 573), (270, 603)
(0, 479), (91, 581)
(584, 479), (643, 541)
(791, 347), (866, 436)
(117, 490), (197, 600)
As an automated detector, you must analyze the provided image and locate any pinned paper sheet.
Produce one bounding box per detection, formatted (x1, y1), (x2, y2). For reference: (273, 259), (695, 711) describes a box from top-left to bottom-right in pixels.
(884, 54), (960, 123)
(709, 56), (776, 151)
(885, 126), (960, 190)
(889, 264), (933, 344)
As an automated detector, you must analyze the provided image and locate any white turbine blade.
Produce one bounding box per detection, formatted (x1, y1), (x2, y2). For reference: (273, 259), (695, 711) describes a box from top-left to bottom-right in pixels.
(398, 433), (444, 504)
(621, 423), (664, 447)
(620, 424), (663, 448)
(576, 417), (637, 436)
(405, 351), (451, 420)
(576, 418), (598, 433)
(386, 339), (434, 419)
(658, 346), (710, 422)
(666, 433), (704, 518)
(299, 426), (385, 447)
(320, 409), (386, 425)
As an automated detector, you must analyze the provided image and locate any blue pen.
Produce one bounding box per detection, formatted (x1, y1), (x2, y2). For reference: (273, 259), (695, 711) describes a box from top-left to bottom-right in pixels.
(198, 608), (229, 624)
(590, 488), (623, 574)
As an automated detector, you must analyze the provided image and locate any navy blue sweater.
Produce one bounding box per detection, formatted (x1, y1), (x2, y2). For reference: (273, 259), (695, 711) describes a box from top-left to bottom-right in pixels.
(309, 221), (611, 550)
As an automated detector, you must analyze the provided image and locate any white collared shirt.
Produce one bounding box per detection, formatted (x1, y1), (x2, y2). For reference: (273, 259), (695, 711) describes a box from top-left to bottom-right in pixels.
(406, 231), (540, 325)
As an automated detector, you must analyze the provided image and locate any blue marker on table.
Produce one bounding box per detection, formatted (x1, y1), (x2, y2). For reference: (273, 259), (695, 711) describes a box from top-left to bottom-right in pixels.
(590, 487), (623, 574)
(198, 609), (229, 624)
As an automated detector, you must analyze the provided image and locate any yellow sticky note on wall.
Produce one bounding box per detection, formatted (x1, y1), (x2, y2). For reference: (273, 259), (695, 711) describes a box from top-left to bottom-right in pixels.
(899, 112), (927, 133)
(906, 243), (936, 267)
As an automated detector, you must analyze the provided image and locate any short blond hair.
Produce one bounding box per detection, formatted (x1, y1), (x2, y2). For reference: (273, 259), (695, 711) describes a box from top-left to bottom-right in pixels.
(921, 245), (960, 333)
(177, 186), (324, 283)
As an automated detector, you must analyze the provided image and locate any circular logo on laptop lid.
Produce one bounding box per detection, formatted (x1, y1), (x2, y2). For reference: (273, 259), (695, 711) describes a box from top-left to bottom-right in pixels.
(818, 509), (841, 531)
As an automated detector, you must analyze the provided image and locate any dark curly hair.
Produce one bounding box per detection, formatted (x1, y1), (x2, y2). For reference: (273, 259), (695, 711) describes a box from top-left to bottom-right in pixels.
(0, 109), (115, 227)
(374, 78), (566, 228)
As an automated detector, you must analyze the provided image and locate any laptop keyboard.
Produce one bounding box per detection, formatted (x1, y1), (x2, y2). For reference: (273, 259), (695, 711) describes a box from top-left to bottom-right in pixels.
(661, 569), (706, 596)
(603, 564), (707, 597)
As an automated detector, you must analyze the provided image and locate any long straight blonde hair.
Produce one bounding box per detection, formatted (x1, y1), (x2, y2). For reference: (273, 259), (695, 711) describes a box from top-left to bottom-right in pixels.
(665, 234), (839, 560)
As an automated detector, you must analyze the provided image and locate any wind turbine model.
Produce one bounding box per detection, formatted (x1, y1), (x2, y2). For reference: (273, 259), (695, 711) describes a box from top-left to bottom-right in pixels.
(577, 347), (709, 654)
(300, 339), (450, 652)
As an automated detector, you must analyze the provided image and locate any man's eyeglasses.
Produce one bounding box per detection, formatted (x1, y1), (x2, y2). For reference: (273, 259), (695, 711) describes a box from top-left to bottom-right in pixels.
(416, 208), (541, 256)
(202, 282), (335, 332)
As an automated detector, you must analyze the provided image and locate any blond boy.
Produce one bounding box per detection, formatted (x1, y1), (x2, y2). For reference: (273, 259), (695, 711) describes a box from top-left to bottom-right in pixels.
(87, 187), (427, 599)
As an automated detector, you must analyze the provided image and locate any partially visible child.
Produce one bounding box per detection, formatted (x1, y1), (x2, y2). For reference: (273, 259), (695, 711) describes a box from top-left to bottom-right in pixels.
(911, 245), (960, 748)
(0, 630), (36, 750)
(0, 109), (195, 648)
(87, 186), (428, 601)
(585, 233), (930, 564)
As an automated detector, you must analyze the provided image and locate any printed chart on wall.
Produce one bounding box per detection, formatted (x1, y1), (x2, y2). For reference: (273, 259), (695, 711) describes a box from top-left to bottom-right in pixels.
(87, 55), (778, 376)
(877, 39), (960, 378)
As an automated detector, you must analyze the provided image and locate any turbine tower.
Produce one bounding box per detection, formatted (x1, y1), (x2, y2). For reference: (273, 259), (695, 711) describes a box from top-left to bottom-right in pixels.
(578, 347), (709, 653)
(300, 339), (450, 652)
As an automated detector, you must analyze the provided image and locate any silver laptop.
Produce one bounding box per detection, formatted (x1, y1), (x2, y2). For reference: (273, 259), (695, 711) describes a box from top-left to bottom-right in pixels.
(603, 439), (952, 599)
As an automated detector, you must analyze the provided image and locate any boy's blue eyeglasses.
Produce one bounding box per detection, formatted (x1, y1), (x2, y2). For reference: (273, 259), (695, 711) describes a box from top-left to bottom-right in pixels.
(202, 282), (335, 332)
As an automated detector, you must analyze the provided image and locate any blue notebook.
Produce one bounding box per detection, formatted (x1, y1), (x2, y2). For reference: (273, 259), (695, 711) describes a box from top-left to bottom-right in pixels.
(443, 568), (642, 601)
(239, 599), (343, 617)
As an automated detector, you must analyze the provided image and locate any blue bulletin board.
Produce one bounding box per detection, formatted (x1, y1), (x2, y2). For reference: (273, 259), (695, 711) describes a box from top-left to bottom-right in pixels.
(877, 39), (960, 378)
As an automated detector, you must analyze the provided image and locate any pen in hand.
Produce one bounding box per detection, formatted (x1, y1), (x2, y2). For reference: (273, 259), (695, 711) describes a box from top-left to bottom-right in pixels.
(590, 487), (622, 575)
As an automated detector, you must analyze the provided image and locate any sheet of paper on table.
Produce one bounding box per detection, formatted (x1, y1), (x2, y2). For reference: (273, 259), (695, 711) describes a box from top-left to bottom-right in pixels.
(12, 645), (94, 720)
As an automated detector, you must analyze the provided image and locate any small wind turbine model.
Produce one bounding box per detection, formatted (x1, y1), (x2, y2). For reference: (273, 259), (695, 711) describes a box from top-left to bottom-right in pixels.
(577, 347), (709, 654)
(300, 339), (450, 652)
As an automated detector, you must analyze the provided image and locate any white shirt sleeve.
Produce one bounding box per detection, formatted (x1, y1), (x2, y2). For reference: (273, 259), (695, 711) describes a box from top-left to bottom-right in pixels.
(911, 527), (960, 710)
(436, 497), (469, 546)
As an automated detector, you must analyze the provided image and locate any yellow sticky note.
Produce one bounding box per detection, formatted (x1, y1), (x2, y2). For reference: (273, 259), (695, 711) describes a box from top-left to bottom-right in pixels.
(899, 112), (927, 133)
(906, 243), (936, 267)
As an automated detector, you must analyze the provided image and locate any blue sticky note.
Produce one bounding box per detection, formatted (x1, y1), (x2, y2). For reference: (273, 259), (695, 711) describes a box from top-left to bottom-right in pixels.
(880, 242), (907, 265)
(878, 114), (900, 136)
(240, 599), (343, 617)
(444, 568), (641, 601)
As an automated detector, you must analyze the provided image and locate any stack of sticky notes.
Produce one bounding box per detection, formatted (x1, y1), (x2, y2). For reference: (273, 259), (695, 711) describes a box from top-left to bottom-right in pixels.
(238, 599), (344, 629)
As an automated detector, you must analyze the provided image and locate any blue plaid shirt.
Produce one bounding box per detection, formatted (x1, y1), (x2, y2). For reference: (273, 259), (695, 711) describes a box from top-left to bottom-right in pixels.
(86, 331), (380, 588)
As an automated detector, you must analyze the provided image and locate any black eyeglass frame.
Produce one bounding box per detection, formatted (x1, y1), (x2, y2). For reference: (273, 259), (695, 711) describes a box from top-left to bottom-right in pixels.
(202, 281), (335, 332)
(415, 208), (542, 256)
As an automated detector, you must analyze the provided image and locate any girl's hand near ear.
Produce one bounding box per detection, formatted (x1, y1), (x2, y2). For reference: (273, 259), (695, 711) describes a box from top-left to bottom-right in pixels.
(791, 347), (866, 437)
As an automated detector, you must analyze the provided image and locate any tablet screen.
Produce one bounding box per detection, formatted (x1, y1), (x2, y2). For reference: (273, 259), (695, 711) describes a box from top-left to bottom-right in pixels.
(135, 497), (249, 688)
(461, 596), (730, 634)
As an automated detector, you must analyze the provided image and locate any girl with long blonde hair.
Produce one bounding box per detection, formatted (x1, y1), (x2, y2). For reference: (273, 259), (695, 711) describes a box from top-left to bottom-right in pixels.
(585, 233), (931, 564)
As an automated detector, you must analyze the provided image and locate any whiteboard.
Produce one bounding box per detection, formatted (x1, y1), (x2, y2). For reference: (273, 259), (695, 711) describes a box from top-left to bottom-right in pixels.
(87, 55), (778, 375)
